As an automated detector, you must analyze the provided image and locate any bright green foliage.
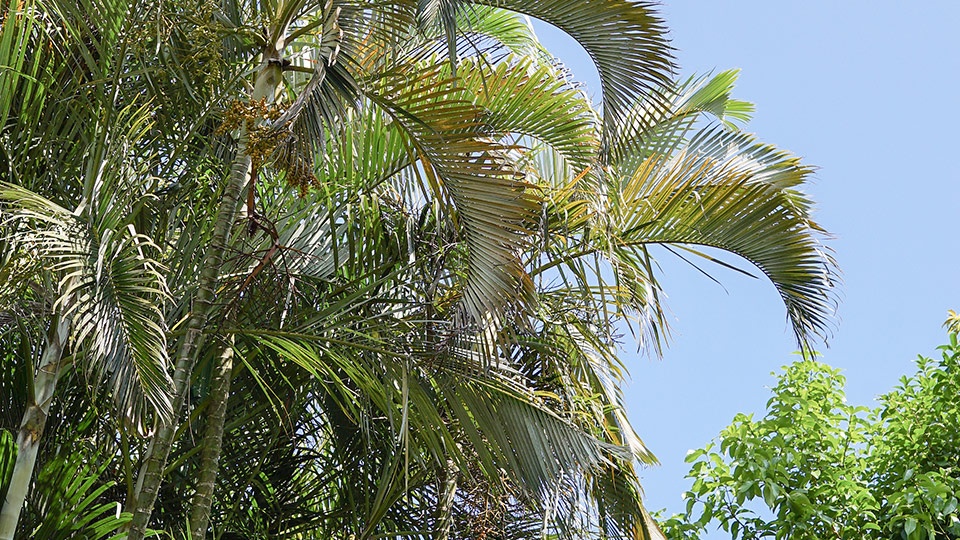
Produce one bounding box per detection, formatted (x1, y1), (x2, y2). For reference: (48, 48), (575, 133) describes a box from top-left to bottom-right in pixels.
(659, 332), (960, 539)
(869, 332), (960, 539)
(0, 431), (14, 498)
(27, 450), (131, 540)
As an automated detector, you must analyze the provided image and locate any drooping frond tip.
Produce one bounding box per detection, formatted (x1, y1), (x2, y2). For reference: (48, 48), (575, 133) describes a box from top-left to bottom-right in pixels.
(479, 0), (674, 143)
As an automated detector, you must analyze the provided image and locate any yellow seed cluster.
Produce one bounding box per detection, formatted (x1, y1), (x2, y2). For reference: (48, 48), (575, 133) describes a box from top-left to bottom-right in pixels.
(216, 98), (283, 136)
(275, 139), (321, 197)
(246, 125), (287, 170)
(217, 99), (319, 197)
(184, 22), (225, 87)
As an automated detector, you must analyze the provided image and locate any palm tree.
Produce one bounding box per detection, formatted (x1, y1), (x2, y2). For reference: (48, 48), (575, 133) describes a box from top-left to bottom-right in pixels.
(0, 0), (215, 535)
(0, 0), (836, 538)
(165, 21), (830, 540)
(118, 1), (680, 537)
(0, 2), (176, 535)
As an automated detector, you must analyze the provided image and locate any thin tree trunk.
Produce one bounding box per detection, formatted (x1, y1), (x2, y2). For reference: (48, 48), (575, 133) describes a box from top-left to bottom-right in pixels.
(187, 338), (234, 540)
(0, 314), (71, 540)
(125, 144), (249, 539)
(125, 57), (283, 540)
(436, 458), (458, 540)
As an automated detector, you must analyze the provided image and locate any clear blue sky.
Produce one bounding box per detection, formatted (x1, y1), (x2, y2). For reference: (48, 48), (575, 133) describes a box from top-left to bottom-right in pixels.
(534, 0), (960, 528)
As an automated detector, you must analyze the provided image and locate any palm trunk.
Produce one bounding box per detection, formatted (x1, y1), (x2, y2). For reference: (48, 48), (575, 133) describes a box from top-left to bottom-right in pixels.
(0, 314), (71, 540)
(125, 143), (249, 539)
(187, 338), (234, 540)
(436, 458), (458, 540)
(124, 58), (283, 540)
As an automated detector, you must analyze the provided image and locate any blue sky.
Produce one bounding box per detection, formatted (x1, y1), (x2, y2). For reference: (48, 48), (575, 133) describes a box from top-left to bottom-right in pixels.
(534, 0), (960, 527)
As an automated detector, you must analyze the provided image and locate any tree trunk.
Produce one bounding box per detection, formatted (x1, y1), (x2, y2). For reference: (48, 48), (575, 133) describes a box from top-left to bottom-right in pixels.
(187, 338), (234, 540)
(124, 57), (283, 540)
(0, 314), (71, 540)
(436, 458), (458, 540)
(125, 144), (249, 539)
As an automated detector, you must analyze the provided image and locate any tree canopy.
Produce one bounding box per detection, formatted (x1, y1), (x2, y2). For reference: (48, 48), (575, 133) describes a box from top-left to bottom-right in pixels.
(660, 329), (960, 540)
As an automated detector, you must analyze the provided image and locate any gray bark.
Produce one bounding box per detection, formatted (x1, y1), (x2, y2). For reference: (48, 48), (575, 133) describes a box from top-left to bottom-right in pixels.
(0, 314), (71, 540)
(125, 146), (250, 539)
(187, 339), (234, 540)
(436, 458), (459, 540)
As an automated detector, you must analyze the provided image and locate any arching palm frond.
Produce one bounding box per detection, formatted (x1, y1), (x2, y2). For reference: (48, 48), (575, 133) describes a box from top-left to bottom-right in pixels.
(457, 55), (599, 176)
(610, 127), (836, 348)
(362, 60), (540, 323)
(0, 195), (173, 430)
(26, 447), (130, 540)
(533, 70), (836, 355)
(334, 0), (418, 67)
(450, 4), (544, 60)
(612, 69), (755, 166)
(406, 3), (544, 66)
(424, 0), (674, 152)
(0, 105), (175, 428)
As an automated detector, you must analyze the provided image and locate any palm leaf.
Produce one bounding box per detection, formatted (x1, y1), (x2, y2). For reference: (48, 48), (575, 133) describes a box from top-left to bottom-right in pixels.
(438, 367), (628, 496)
(449, 5), (544, 60)
(274, 1), (357, 159)
(590, 463), (666, 540)
(0, 0), (41, 130)
(0, 182), (175, 428)
(613, 69), (755, 166)
(458, 55), (599, 176)
(0, 98), (176, 428)
(434, 0), (674, 151)
(610, 126), (837, 348)
(334, 0), (418, 65)
(364, 60), (539, 322)
(29, 448), (130, 540)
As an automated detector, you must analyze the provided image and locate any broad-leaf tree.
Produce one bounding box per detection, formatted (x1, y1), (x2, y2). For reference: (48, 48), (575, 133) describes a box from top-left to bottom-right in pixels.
(660, 327), (960, 540)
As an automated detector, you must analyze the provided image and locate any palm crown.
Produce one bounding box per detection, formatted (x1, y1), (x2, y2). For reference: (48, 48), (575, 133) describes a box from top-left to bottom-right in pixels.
(0, 1), (834, 539)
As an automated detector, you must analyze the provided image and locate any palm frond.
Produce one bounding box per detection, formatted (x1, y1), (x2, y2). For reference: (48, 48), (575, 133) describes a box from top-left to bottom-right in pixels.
(315, 105), (415, 195)
(334, 0), (418, 66)
(0, 0), (42, 130)
(0, 97), (177, 428)
(28, 447), (130, 540)
(466, 0), (674, 150)
(438, 370), (628, 496)
(458, 55), (599, 176)
(452, 5), (544, 60)
(589, 463), (666, 540)
(275, 1), (359, 161)
(613, 69), (755, 166)
(610, 126), (837, 348)
(365, 60), (539, 322)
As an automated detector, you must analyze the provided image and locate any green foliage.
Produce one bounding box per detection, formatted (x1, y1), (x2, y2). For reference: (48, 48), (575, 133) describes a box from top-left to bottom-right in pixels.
(26, 448), (130, 540)
(870, 332), (960, 539)
(659, 332), (960, 539)
(1, 0), (837, 538)
(0, 431), (14, 502)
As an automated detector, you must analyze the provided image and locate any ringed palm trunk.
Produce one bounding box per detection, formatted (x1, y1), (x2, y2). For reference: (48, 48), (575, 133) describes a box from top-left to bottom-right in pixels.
(125, 57), (284, 540)
(436, 458), (458, 540)
(187, 337), (234, 539)
(0, 313), (71, 540)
